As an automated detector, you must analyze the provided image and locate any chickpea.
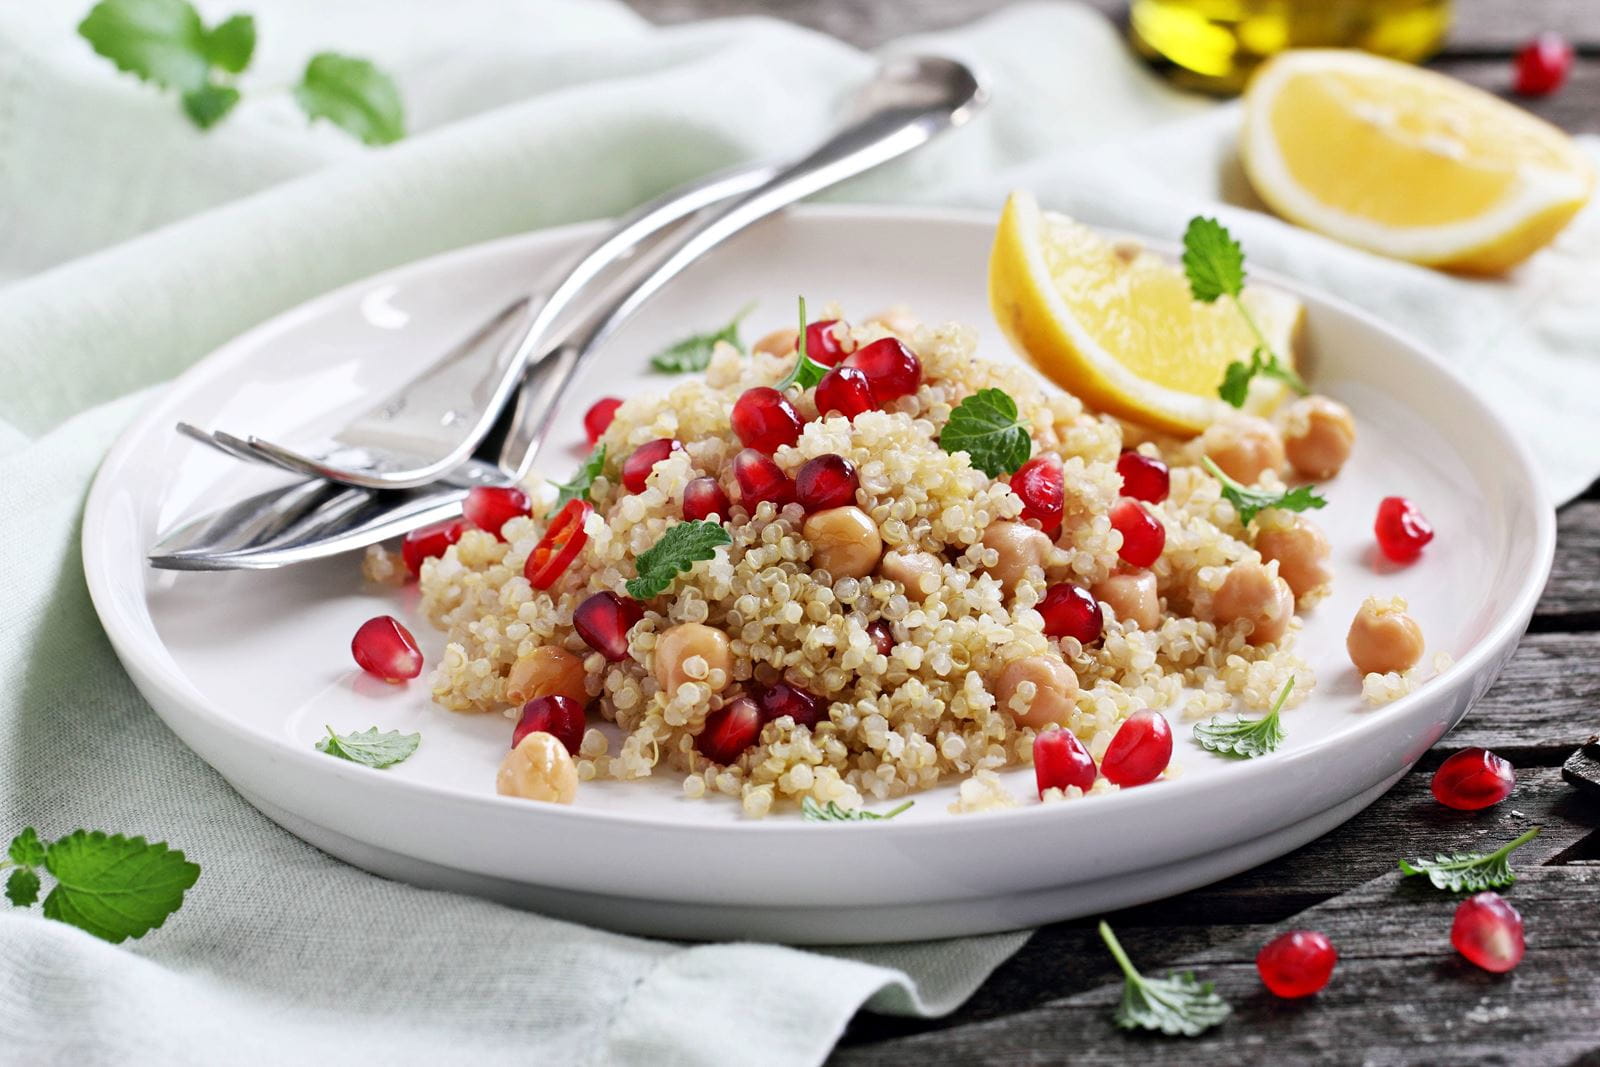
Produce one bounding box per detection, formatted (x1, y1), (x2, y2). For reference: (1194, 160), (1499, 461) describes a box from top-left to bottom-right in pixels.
(654, 623), (733, 697)
(981, 521), (1052, 592)
(496, 731), (578, 804)
(1282, 396), (1356, 480)
(752, 328), (798, 357)
(1212, 561), (1295, 646)
(878, 549), (942, 597)
(1255, 518), (1333, 600)
(994, 656), (1079, 729)
(1346, 596), (1425, 676)
(1202, 413), (1285, 485)
(803, 506), (883, 579)
(505, 646), (588, 706)
(1091, 570), (1160, 631)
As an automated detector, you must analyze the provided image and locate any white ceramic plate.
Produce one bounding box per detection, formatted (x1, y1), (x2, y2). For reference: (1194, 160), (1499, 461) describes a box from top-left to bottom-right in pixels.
(83, 206), (1553, 944)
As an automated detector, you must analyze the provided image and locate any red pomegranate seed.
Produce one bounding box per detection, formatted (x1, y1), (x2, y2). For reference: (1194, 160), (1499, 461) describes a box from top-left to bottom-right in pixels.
(805, 319), (852, 366)
(1514, 32), (1572, 96)
(1432, 748), (1515, 810)
(1033, 726), (1096, 796)
(463, 485), (530, 539)
(351, 615), (423, 683)
(1100, 709), (1172, 787)
(573, 591), (642, 662)
(867, 619), (895, 656)
(401, 518), (466, 576)
(1110, 499), (1165, 567)
(844, 337), (922, 403)
(1116, 450), (1170, 504)
(814, 365), (876, 419)
(1038, 582), (1104, 644)
(1452, 892), (1525, 973)
(733, 448), (796, 509)
(682, 476), (732, 521)
(796, 454), (859, 512)
(1011, 456), (1063, 536)
(757, 682), (825, 729)
(697, 696), (762, 763)
(1375, 496), (1433, 563)
(513, 694), (586, 755)
(1257, 930), (1338, 998)
(731, 386), (803, 453)
(622, 438), (684, 494)
(583, 397), (624, 445)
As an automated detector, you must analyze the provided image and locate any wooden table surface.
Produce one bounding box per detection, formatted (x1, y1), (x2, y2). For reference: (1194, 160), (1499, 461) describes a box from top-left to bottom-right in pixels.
(625, 2), (1600, 1060)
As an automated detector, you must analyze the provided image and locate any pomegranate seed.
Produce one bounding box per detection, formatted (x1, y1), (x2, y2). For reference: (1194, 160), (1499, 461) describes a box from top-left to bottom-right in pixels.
(1100, 709), (1172, 787)
(401, 518), (466, 576)
(1452, 892), (1525, 973)
(805, 319), (852, 366)
(844, 337), (921, 403)
(1432, 748), (1515, 810)
(757, 682), (825, 729)
(573, 591), (642, 662)
(622, 438), (684, 493)
(351, 615), (423, 683)
(867, 619), (895, 656)
(697, 696), (762, 763)
(795, 454), (859, 512)
(1117, 450), (1170, 504)
(682, 476), (732, 521)
(1514, 32), (1572, 96)
(731, 386), (803, 453)
(1110, 499), (1165, 567)
(1256, 930), (1338, 998)
(814, 365), (876, 419)
(1038, 583), (1103, 644)
(1033, 726), (1096, 796)
(463, 485), (530, 539)
(583, 396), (624, 444)
(513, 694), (585, 755)
(1375, 496), (1433, 563)
(1011, 456), (1063, 536)
(733, 448), (796, 509)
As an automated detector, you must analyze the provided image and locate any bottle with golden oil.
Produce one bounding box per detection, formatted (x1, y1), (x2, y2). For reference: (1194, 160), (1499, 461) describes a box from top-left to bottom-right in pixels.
(1129, 0), (1452, 93)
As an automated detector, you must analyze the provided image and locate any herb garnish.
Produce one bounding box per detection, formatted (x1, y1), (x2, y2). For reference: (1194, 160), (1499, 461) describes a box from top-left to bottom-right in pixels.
(315, 726), (421, 769)
(1182, 216), (1309, 407)
(1193, 677), (1293, 759)
(939, 388), (1032, 477)
(1099, 921), (1231, 1037)
(1399, 826), (1542, 892)
(625, 520), (732, 600)
(649, 303), (754, 373)
(549, 444), (606, 518)
(3, 826), (200, 943)
(777, 297), (830, 390)
(1201, 456), (1327, 525)
(801, 798), (914, 822)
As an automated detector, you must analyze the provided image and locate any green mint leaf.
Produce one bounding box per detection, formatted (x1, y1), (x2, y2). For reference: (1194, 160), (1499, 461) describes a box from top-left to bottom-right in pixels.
(801, 798), (913, 822)
(201, 13), (254, 73)
(625, 520), (732, 600)
(1100, 921), (1230, 1037)
(78, 0), (211, 93)
(549, 444), (606, 518)
(1182, 216), (1246, 304)
(649, 303), (754, 374)
(1193, 677), (1293, 758)
(6, 868), (41, 908)
(315, 726), (421, 769)
(776, 296), (829, 391)
(939, 388), (1032, 477)
(41, 831), (200, 943)
(8, 827), (47, 868)
(1201, 456), (1327, 525)
(181, 84), (240, 128)
(1399, 826), (1541, 893)
(1217, 356), (1255, 409)
(294, 53), (405, 146)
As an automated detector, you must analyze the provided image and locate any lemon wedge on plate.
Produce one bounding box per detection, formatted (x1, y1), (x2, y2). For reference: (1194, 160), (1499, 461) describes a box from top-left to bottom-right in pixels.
(1242, 49), (1595, 273)
(988, 191), (1304, 436)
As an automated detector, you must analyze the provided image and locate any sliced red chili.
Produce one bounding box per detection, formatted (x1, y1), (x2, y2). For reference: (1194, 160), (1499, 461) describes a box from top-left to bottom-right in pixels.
(525, 499), (592, 590)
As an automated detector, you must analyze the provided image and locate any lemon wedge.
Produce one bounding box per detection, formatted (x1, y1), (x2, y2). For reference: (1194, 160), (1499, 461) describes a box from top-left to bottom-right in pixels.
(1242, 49), (1595, 273)
(988, 191), (1304, 436)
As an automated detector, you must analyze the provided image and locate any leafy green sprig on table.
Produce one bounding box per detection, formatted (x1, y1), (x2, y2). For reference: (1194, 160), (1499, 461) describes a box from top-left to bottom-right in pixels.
(1182, 216), (1309, 407)
(315, 726), (421, 769)
(1193, 677), (1293, 759)
(625, 520), (732, 600)
(549, 444), (606, 518)
(3, 827), (200, 944)
(938, 388), (1032, 477)
(1099, 921), (1231, 1037)
(1399, 825), (1542, 892)
(801, 798), (913, 822)
(78, 0), (403, 142)
(649, 303), (755, 373)
(1201, 456), (1327, 525)
(776, 297), (830, 390)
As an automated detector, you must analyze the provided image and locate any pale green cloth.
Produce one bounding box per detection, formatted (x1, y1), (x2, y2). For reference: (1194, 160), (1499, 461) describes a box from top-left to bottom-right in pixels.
(2, 1), (1598, 1063)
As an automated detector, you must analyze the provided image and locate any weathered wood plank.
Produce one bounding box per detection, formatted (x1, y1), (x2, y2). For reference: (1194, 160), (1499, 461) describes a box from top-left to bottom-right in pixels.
(1450, 632), (1600, 756)
(1431, 55), (1600, 134)
(1536, 501), (1600, 621)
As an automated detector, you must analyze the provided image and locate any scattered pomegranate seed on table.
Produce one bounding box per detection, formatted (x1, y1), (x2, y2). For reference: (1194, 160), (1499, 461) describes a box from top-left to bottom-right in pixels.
(757, 682), (825, 728)
(1513, 32), (1573, 96)
(804, 318), (852, 366)
(697, 696), (762, 763)
(1431, 748), (1516, 810)
(1374, 496), (1433, 563)
(867, 619), (895, 656)
(682, 476), (732, 521)
(1037, 582), (1103, 644)
(1256, 929), (1338, 998)
(844, 337), (922, 403)
(1116, 450), (1170, 504)
(463, 485), (530, 539)
(351, 615), (423, 683)
(733, 448), (796, 509)
(795, 454), (860, 512)
(513, 694), (586, 755)
(524, 499), (591, 590)
(401, 518), (467, 576)
(1110, 499), (1165, 567)
(1033, 726), (1096, 796)
(731, 386), (803, 453)
(1452, 892), (1526, 973)
(1100, 709), (1172, 787)
(573, 591), (643, 661)
(621, 438), (685, 493)
(814, 364), (876, 418)
(583, 396), (624, 444)
(1011, 456), (1064, 536)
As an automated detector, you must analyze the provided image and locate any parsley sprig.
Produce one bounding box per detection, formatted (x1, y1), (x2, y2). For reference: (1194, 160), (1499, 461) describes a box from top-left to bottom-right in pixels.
(549, 444), (606, 518)
(939, 388), (1032, 477)
(1182, 217), (1309, 407)
(3, 826), (200, 943)
(1099, 921), (1231, 1037)
(777, 297), (830, 391)
(801, 798), (913, 822)
(1193, 677), (1293, 759)
(649, 303), (754, 373)
(1399, 825), (1541, 892)
(315, 726), (420, 769)
(1201, 456), (1326, 525)
(625, 520), (732, 600)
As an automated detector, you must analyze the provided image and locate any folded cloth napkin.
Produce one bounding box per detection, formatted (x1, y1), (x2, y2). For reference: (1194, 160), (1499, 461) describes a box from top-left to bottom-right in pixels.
(1, 1), (1596, 1063)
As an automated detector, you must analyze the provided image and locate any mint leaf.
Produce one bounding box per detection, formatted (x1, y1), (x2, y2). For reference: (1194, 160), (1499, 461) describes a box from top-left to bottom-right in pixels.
(939, 388), (1032, 477)
(1201, 456), (1326, 525)
(182, 84), (239, 128)
(625, 520), (732, 600)
(202, 13), (254, 73)
(8, 827), (47, 868)
(316, 726), (420, 769)
(776, 296), (829, 391)
(549, 444), (606, 518)
(1100, 921), (1230, 1036)
(1400, 826), (1541, 893)
(295, 53), (405, 146)
(1182, 217), (1246, 304)
(78, 0), (210, 92)
(41, 831), (200, 943)
(802, 798), (912, 822)
(6, 868), (41, 908)
(1193, 677), (1292, 758)
(1217, 348), (1309, 408)
(649, 303), (754, 374)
